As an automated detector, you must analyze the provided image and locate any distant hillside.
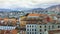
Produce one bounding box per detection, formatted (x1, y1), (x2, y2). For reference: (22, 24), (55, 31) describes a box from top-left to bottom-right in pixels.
(24, 8), (44, 13)
(25, 4), (60, 13)
(46, 4), (60, 12)
(0, 4), (60, 13)
(0, 9), (13, 12)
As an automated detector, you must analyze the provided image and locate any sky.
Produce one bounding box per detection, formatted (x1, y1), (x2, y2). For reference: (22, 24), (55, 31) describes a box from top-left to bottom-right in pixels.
(0, 0), (60, 9)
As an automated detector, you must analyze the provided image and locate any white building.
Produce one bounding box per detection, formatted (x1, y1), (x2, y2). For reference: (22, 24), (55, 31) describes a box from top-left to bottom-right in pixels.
(26, 23), (60, 34)
(26, 24), (37, 34)
(8, 11), (25, 18)
(0, 26), (16, 30)
(37, 23), (60, 34)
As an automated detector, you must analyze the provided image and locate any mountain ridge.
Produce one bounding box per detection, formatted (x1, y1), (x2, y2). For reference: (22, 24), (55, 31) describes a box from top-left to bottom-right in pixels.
(0, 4), (60, 12)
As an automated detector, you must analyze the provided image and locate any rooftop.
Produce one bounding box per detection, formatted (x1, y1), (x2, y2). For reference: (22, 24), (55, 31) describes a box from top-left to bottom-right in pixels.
(28, 13), (48, 16)
(28, 13), (40, 16)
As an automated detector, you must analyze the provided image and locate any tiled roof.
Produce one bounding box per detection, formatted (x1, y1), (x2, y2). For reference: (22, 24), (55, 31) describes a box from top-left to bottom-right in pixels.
(28, 14), (40, 16)
(28, 14), (48, 16)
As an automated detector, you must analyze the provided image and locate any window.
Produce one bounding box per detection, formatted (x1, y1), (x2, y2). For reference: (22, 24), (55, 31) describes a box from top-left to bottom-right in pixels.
(30, 29), (31, 31)
(32, 26), (34, 27)
(27, 26), (29, 27)
(40, 33), (42, 34)
(35, 29), (36, 31)
(49, 26), (50, 30)
(45, 26), (46, 28)
(49, 26), (50, 27)
(44, 29), (46, 31)
(30, 32), (31, 34)
(27, 32), (29, 34)
(27, 29), (29, 31)
(32, 29), (34, 31)
(58, 26), (60, 28)
(30, 26), (31, 27)
(52, 26), (54, 28)
(32, 32), (34, 34)
(40, 29), (42, 32)
(35, 32), (37, 34)
(40, 26), (42, 28)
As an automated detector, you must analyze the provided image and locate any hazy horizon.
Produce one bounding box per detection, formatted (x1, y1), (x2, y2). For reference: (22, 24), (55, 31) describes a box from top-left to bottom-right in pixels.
(0, 0), (60, 9)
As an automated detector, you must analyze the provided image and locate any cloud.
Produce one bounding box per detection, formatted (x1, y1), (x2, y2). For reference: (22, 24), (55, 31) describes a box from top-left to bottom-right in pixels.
(0, 0), (60, 8)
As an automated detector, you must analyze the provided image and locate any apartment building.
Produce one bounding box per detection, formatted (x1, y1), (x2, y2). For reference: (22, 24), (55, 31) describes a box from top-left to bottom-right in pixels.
(38, 24), (60, 34)
(26, 24), (37, 34)
(26, 23), (60, 34)
(20, 13), (60, 34)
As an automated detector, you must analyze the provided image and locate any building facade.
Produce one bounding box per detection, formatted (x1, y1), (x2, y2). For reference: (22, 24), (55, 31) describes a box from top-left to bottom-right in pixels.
(26, 24), (37, 34)
(21, 13), (60, 34)
(26, 23), (60, 34)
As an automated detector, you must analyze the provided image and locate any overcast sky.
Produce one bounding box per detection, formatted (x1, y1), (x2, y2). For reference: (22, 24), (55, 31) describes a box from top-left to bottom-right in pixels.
(0, 0), (60, 9)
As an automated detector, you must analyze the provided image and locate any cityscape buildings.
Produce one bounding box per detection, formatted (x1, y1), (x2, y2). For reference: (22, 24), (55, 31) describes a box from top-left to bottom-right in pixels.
(0, 10), (60, 34)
